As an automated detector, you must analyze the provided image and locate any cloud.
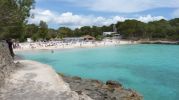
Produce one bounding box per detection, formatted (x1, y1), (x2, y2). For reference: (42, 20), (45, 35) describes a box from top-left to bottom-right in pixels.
(55, 0), (179, 13)
(28, 9), (165, 28)
(28, 9), (55, 24)
(172, 9), (179, 18)
(137, 15), (165, 23)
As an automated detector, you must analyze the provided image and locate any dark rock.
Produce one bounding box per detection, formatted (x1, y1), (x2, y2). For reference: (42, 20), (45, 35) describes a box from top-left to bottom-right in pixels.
(106, 80), (122, 88)
(72, 76), (82, 80)
(62, 75), (143, 100)
(76, 90), (82, 95)
(91, 79), (103, 84)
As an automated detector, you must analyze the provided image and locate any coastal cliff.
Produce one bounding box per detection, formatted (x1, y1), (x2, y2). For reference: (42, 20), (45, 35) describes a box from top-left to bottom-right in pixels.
(0, 42), (92, 100)
(0, 42), (142, 100)
(0, 42), (15, 88)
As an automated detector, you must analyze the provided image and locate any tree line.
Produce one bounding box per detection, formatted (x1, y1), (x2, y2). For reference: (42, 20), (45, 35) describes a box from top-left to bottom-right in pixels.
(1, 0), (179, 42)
(24, 18), (179, 41)
(0, 0), (35, 41)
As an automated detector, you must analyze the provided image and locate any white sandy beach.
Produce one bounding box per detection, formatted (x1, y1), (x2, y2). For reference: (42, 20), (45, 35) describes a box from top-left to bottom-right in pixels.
(14, 40), (137, 51)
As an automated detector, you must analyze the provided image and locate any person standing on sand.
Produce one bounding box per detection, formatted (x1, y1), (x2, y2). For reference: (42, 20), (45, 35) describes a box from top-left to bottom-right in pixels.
(6, 39), (15, 58)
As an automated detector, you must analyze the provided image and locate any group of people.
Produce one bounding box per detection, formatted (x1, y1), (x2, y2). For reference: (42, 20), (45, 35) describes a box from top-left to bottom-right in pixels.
(13, 40), (121, 50)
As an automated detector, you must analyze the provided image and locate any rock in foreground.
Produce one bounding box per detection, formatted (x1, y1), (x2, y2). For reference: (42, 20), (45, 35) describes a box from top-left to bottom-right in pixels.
(0, 60), (92, 100)
(0, 42), (15, 88)
(62, 75), (143, 100)
(0, 42), (92, 100)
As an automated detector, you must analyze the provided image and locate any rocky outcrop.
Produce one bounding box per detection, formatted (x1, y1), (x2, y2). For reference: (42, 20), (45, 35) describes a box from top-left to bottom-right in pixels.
(106, 80), (122, 88)
(0, 42), (92, 100)
(0, 42), (15, 88)
(0, 60), (93, 100)
(62, 75), (143, 100)
(139, 40), (179, 45)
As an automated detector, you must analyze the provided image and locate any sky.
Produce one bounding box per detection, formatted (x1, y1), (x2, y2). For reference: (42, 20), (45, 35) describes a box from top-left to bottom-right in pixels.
(28, 0), (179, 29)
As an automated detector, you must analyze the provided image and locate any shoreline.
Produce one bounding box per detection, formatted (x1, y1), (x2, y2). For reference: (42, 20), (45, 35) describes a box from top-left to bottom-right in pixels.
(138, 40), (179, 45)
(60, 74), (142, 100)
(14, 40), (179, 52)
(19, 60), (142, 100)
(1, 60), (93, 100)
(13, 40), (137, 52)
(12, 56), (142, 100)
(10, 59), (143, 100)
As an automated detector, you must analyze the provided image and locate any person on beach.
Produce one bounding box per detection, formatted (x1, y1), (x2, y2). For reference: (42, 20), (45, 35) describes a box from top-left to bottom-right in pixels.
(6, 39), (15, 58)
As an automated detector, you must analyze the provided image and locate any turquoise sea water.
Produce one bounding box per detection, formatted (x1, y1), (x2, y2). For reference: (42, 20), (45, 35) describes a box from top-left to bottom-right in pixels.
(17, 44), (179, 100)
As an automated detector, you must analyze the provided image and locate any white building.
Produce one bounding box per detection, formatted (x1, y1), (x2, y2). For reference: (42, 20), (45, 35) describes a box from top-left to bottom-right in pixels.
(27, 38), (33, 43)
(103, 32), (116, 36)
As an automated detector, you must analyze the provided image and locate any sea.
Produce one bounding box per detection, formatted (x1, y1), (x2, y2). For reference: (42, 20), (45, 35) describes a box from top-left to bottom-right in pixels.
(17, 44), (179, 100)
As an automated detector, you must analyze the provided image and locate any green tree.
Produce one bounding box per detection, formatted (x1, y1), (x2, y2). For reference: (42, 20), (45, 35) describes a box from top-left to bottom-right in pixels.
(80, 26), (92, 36)
(73, 28), (81, 37)
(58, 27), (73, 38)
(48, 29), (58, 39)
(0, 0), (35, 40)
(148, 20), (171, 39)
(91, 26), (102, 37)
(25, 24), (39, 37)
(169, 18), (179, 26)
(117, 20), (145, 39)
(38, 21), (48, 40)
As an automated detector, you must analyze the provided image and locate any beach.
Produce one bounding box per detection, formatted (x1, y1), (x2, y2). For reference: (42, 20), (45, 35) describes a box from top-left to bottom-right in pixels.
(14, 40), (137, 51)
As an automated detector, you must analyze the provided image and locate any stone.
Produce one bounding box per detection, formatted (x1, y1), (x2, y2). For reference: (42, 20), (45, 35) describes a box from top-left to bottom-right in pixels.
(72, 76), (82, 80)
(106, 80), (122, 88)
(0, 42), (15, 88)
(62, 76), (143, 100)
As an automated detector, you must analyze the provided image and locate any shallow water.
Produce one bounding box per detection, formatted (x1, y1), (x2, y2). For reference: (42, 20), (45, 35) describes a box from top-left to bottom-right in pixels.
(17, 44), (179, 100)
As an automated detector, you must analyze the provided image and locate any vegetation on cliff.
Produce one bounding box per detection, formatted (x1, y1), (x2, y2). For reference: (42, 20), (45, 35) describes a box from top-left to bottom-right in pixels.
(0, 0), (35, 41)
